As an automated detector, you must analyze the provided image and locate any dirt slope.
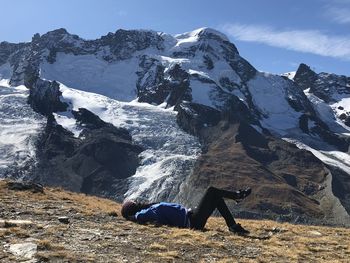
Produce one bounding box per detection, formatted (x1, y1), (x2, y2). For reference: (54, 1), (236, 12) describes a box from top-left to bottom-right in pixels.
(1, 180), (350, 262)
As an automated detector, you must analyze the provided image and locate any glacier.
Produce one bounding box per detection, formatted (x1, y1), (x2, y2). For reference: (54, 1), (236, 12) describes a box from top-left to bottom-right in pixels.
(55, 84), (201, 200)
(0, 84), (45, 178)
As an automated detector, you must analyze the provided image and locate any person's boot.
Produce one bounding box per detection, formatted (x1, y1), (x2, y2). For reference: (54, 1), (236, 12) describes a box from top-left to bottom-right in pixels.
(229, 223), (250, 235)
(235, 188), (252, 200)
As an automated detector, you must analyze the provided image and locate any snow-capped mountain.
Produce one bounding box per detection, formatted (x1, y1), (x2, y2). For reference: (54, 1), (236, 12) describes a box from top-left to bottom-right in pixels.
(0, 28), (349, 224)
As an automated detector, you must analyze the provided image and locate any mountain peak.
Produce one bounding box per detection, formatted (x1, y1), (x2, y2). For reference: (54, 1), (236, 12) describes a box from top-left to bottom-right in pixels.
(42, 28), (70, 37)
(293, 63), (318, 89)
(296, 63), (316, 75)
(193, 27), (230, 42)
(32, 28), (82, 47)
(175, 27), (230, 43)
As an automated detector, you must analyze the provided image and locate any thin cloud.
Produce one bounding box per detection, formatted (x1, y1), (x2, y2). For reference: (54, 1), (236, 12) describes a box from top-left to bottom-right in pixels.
(326, 6), (350, 24)
(324, 0), (350, 24)
(221, 23), (350, 60)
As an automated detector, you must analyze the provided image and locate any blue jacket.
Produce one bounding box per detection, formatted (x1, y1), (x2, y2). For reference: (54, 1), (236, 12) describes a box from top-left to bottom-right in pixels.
(135, 202), (189, 228)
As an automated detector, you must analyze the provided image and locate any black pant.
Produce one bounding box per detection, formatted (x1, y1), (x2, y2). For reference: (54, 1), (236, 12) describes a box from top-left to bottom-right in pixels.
(189, 186), (240, 230)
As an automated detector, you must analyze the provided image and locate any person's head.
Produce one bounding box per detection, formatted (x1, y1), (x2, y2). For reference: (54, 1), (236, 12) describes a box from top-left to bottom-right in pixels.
(121, 199), (154, 219)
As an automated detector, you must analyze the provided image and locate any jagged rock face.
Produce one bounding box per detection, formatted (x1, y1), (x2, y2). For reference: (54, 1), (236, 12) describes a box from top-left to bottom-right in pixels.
(0, 28), (345, 136)
(164, 64), (192, 106)
(136, 56), (168, 104)
(99, 29), (165, 60)
(2, 28), (327, 137)
(294, 63), (350, 103)
(34, 110), (143, 199)
(175, 97), (258, 140)
(28, 79), (68, 116)
(175, 102), (221, 137)
(1, 27), (260, 109)
(136, 58), (193, 105)
(294, 63), (350, 142)
(293, 63), (318, 92)
(4, 28), (165, 93)
(0, 42), (28, 66)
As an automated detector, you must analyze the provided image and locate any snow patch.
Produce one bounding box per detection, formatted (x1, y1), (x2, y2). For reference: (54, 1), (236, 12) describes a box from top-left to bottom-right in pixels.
(40, 53), (139, 101)
(282, 71), (296, 80)
(174, 27), (229, 46)
(174, 30), (201, 48)
(248, 73), (301, 135)
(304, 89), (350, 135)
(188, 69), (210, 78)
(53, 112), (83, 137)
(190, 79), (216, 108)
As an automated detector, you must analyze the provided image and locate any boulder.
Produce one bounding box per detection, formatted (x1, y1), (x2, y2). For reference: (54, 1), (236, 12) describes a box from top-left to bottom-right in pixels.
(9, 243), (37, 259)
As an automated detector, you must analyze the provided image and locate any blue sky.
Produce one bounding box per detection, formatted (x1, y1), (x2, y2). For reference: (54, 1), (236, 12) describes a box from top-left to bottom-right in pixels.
(1, 0), (349, 76)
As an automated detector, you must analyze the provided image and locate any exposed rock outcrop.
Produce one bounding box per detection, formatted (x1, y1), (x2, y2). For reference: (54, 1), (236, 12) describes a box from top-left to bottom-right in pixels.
(175, 102), (221, 137)
(294, 63), (350, 103)
(33, 109), (143, 200)
(28, 79), (68, 116)
(293, 63), (318, 93)
(137, 60), (192, 106)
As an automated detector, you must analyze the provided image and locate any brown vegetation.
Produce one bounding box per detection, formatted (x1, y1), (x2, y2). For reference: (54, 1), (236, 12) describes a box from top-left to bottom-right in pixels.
(0, 180), (350, 262)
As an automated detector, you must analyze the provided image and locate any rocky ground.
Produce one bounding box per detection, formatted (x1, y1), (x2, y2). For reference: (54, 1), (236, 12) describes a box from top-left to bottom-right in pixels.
(1, 180), (350, 262)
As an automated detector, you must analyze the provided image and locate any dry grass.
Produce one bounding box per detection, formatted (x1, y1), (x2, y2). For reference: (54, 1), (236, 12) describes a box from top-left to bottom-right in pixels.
(36, 250), (87, 262)
(147, 248), (179, 261)
(1, 180), (350, 262)
(227, 219), (350, 262)
(37, 239), (52, 250)
(0, 228), (11, 238)
(149, 243), (168, 251)
(0, 227), (31, 239)
(0, 180), (120, 216)
(44, 187), (121, 216)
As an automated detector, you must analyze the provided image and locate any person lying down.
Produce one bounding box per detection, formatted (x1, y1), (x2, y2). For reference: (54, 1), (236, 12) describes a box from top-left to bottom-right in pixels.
(121, 186), (252, 235)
